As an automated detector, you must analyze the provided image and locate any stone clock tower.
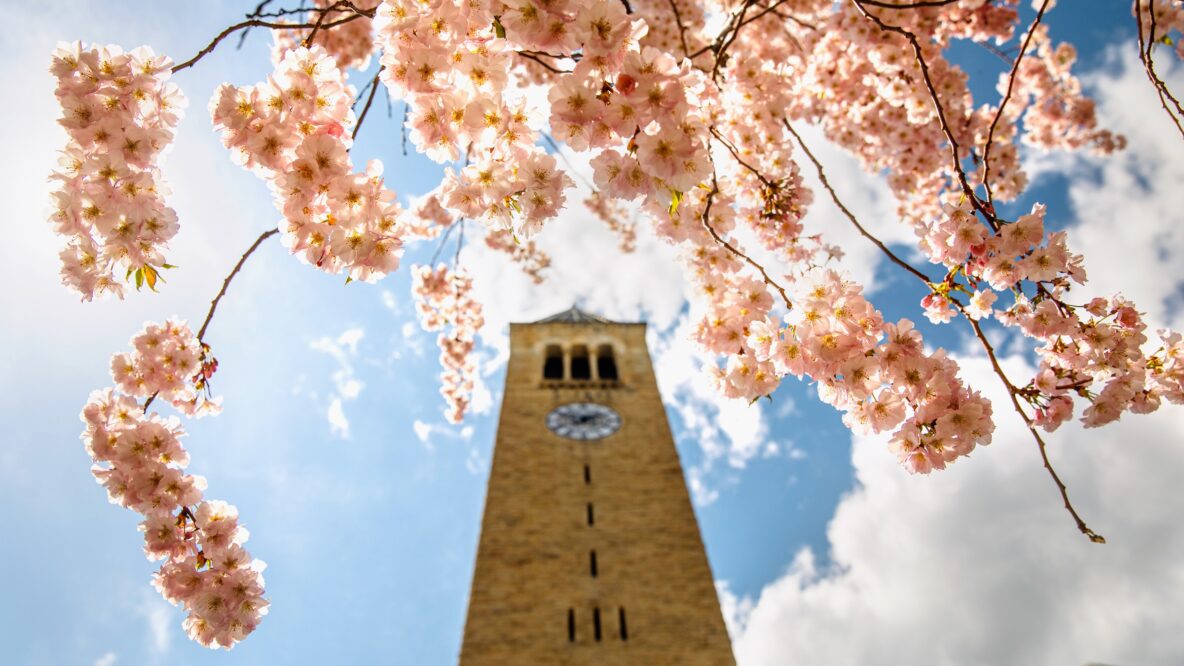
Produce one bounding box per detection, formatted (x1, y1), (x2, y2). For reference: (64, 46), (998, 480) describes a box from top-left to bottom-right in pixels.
(458, 307), (736, 665)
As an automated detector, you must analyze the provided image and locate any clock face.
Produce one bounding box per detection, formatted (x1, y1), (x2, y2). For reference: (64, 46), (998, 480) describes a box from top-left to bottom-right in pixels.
(546, 402), (622, 441)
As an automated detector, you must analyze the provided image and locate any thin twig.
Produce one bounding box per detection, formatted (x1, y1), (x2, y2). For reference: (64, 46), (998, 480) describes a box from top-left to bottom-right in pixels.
(352, 66), (384, 141)
(171, 14), (369, 73)
(1135, 0), (1184, 141)
(852, 0), (998, 229)
(857, 0), (963, 7)
(542, 133), (595, 190)
(429, 221), (458, 265)
(236, 0), (277, 48)
(783, 119), (935, 285)
(667, 0), (692, 58)
(966, 318), (1106, 544)
(982, 0), (1050, 206)
(515, 51), (573, 74)
(699, 177), (794, 311)
(197, 229), (280, 342)
(710, 125), (774, 187)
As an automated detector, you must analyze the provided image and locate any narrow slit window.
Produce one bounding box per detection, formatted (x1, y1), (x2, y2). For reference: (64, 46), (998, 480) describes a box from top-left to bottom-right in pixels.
(568, 608), (576, 642)
(619, 607), (628, 641)
(593, 607), (602, 642)
(584, 464), (591, 484)
(587, 502), (595, 526)
(596, 344), (619, 381)
(570, 345), (591, 380)
(590, 550), (598, 577)
(543, 344), (564, 380)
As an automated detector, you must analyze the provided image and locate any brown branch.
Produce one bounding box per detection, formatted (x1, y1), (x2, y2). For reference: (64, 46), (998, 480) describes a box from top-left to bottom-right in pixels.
(965, 317), (1106, 544)
(710, 126), (774, 187)
(711, 0), (758, 81)
(699, 177), (794, 311)
(667, 0), (692, 59)
(197, 229), (280, 343)
(171, 13), (369, 73)
(352, 66), (384, 141)
(514, 51), (573, 74)
(857, 0), (963, 7)
(1135, 0), (1184, 141)
(981, 0), (1050, 206)
(783, 119), (936, 286)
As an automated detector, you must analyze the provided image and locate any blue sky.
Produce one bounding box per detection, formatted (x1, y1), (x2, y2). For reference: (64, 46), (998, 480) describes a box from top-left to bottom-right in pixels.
(3, 2), (1184, 665)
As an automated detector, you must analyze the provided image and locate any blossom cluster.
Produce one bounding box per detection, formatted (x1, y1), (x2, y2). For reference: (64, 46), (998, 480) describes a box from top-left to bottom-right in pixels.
(210, 45), (404, 282)
(81, 321), (266, 649)
(374, 0), (594, 238)
(109, 319), (222, 417)
(919, 197), (1184, 433)
(412, 264), (484, 423)
(271, 0), (380, 71)
(1002, 26), (1126, 156)
(48, 43), (186, 300)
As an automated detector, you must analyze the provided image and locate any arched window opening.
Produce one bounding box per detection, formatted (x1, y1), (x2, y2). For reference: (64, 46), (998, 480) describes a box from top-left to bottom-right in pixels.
(593, 607), (603, 642)
(570, 345), (591, 380)
(618, 607), (628, 641)
(596, 345), (618, 381)
(568, 608), (576, 642)
(590, 550), (598, 577)
(543, 344), (564, 380)
(583, 464), (591, 484)
(587, 502), (595, 526)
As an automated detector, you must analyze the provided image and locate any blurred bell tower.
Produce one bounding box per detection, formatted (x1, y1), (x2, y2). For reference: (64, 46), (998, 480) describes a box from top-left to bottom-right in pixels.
(458, 306), (735, 665)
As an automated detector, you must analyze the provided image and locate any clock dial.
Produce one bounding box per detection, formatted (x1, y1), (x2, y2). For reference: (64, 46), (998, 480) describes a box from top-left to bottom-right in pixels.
(546, 402), (621, 441)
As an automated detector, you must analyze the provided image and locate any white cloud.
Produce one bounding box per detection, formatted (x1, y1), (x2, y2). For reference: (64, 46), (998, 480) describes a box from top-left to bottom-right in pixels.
(327, 398), (350, 438)
(411, 418), (475, 450)
(650, 312), (778, 504)
(93, 652), (117, 666)
(717, 580), (755, 642)
(141, 594), (172, 656)
(731, 352), (1184, 665)
(1025, 49), (1184, 329)
(309, 328), (367, 438)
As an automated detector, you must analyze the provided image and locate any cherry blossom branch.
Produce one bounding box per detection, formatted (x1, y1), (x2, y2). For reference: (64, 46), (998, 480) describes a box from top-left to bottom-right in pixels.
(700, 177), (794, 310)
(171, 12), (371, 73)
(352, 66), (384, 141)
(851, 0), (998, 228)
(781, 116), (1103, 543)
(196, 229), (280, 343)
(965, 317), (1106, 544)
(1135, 0), (1184, 141)
(783, 119), (935, 285)
(981, 0), (1050, 206)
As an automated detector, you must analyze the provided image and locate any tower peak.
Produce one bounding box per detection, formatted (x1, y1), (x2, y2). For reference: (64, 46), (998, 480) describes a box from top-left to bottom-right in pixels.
(533, 304), (620, 325)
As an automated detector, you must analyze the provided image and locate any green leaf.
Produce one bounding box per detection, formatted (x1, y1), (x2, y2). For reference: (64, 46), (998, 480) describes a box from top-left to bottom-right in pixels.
(134, 267), (144, 289)
(669, 189), (683, 217)
(160, 263), (177, 270)
(345, 276), (354, 285)
(493, 16), (506, 39)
